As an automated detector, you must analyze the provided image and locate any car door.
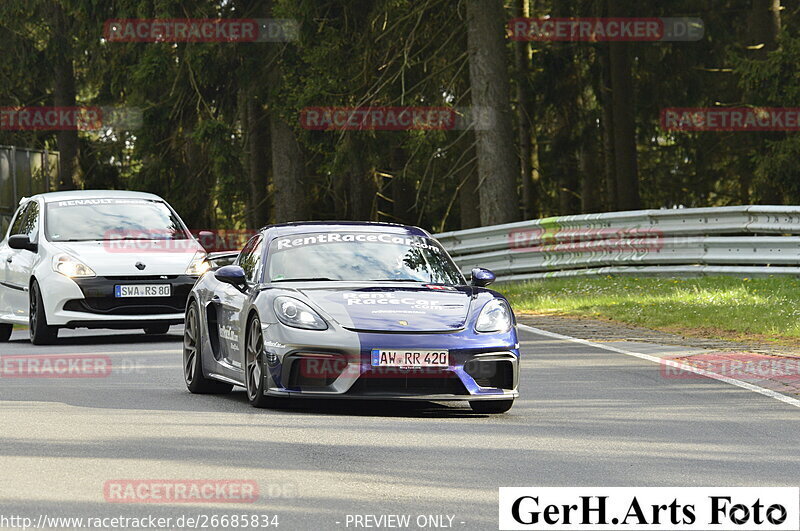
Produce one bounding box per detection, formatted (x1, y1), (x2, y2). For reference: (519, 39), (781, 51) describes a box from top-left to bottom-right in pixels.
(0, 205), (25, 320)
(216, 234), (264, 372)
(0, 201), (38, 321)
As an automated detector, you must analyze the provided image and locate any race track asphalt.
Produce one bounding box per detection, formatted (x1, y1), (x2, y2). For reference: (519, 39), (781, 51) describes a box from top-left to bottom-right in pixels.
(0, 326), (797, 530)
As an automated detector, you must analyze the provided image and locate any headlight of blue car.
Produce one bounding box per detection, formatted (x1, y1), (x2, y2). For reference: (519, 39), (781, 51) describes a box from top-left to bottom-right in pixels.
(274, 296), (328, 330)
(475, 299), (512, 333)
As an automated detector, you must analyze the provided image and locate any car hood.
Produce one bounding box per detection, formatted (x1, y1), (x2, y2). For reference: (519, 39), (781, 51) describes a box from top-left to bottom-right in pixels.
(296, 284), (473, 332)
(49, 240), (202, 276)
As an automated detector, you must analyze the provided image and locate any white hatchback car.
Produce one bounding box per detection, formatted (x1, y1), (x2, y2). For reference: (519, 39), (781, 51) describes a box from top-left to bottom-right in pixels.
(0, 190), (209, 344)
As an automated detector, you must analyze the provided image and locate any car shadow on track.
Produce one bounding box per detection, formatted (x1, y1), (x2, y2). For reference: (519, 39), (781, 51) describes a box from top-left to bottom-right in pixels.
(216, 390), (488, 419)
(7, 332), (183, 347)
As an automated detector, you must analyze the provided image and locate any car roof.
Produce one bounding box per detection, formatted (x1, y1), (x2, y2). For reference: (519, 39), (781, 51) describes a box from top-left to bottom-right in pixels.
(264, 221), (431, 238)
(29, 190), (164, 204)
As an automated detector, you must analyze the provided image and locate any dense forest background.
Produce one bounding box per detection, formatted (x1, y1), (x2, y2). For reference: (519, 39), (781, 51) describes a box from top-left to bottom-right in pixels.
(0, 0), (795, 232)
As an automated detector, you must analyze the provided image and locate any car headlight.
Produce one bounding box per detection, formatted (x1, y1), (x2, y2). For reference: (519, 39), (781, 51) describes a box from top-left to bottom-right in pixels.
(475, 299), (512, 333)
(185, 251), (211, 276)
(273, 296), (328, 330)
(53, 253), (96, 278)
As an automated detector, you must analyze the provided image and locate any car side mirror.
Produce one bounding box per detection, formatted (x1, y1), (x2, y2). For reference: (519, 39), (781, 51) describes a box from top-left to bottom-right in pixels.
(8, 234), (38, 253)
(470, 267), (496, 287)
(214, 265), (247, 286)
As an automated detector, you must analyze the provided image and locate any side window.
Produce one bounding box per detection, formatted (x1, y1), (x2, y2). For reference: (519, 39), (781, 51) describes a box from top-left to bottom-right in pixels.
(8, 202), (32, 237)
(20, 201), (39, 240)
(237, 235), (264, 283)
(236, 235), (258, 268)
(247, 238), (264, 283)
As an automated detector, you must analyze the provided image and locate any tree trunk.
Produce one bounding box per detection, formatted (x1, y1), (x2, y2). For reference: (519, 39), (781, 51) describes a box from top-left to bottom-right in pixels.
(579, 139), (603, 214)
(349, 171), (376, 221)
(459, 141), (481, 230)
(748, 0), (781, 59)
(556, 137), (580, 215)
(529, 135), (541, 218)
(271, 113), (307, 222)
(608, 39), (640, 209)
(746, 0), (782, 203)
(607, 0), (641, 210)
(241, 91), (270, 228)
(513, 0), (535, 220)
(465, 0), (520, 226)
(598, 45), (617, 211)
(181, 126), (214, 228)
(266, 8), (306, 225)
(340, 135), (375, 221)
(49, 2), (78, 190)
(391, 146), (415, 224)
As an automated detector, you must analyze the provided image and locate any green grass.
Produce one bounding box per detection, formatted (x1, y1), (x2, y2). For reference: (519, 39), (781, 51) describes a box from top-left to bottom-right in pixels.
(497, 276), (800, 342)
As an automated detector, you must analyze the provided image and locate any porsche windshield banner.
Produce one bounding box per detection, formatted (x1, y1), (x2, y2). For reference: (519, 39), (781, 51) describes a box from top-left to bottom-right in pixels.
(499, 487), (799, 530)
(271, 232), (442, 253)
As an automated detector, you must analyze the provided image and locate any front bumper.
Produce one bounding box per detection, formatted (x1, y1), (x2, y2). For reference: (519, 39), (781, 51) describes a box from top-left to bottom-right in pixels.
(41, 273), (197, 327)
(259, 324), (520, 401)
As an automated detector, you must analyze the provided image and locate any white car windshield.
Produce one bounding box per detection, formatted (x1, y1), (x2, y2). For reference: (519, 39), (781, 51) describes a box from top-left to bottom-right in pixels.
(45, 198), (191, 242)
(266, 232), (464, 284)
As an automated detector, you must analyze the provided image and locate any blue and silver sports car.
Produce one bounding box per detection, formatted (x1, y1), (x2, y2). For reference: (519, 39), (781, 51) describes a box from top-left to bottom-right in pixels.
(182, 222), (519, 413)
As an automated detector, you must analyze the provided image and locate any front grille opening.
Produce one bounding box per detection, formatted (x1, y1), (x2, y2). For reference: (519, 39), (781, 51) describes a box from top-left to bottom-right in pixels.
(348, 368), (468, 396)
(287, 355), (347, 389)
(64, 297), (185, 316)
(103, 275), (179, 281)
(464, 360), (513, 389)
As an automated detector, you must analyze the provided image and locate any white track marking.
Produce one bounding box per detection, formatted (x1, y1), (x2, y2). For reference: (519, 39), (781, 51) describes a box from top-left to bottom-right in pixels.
(518, 323), (800, 409)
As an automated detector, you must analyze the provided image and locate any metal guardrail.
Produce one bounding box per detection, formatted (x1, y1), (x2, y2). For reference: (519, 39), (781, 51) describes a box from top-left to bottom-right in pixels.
(435, 206), (800, 281)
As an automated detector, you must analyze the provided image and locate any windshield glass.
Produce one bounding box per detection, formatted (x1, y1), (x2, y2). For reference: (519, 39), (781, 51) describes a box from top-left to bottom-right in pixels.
(267, 232), (464, 284)
(45, 198), (190, 242)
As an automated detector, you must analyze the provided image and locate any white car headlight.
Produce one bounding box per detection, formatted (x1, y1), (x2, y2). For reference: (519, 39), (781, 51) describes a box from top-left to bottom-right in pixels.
(53, 253), (96, 278)
(475, 299), (512, 333)
(185, 251), (211, 276)
(274, 296), (327, 330)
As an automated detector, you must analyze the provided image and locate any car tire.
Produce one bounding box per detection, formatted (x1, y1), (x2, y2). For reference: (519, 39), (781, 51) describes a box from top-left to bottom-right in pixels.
(183, 301), (232, 394)
(245, 315), (273, 408)
(144, 324), (171, 335)
(30, 280), (58, 345)
(469, 399), (514, 414)
(0, 323), (11, 342)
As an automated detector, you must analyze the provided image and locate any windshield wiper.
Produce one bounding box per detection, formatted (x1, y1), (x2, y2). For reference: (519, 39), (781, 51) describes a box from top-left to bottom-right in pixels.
(56, 237), (184, 242)
(271, 277), (338, 282)
(99, 237), (186, 241)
